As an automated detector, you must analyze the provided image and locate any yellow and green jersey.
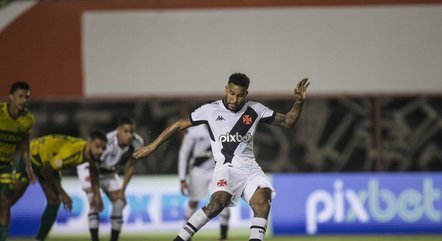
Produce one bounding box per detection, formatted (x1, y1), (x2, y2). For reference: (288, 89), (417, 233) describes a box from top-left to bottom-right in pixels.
(30, 134), (87, 171)
(0, 102), (34, 165)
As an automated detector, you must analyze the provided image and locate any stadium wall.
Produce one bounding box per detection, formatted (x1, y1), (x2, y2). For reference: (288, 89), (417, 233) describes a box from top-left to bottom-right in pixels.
(0, 0), (442, 97)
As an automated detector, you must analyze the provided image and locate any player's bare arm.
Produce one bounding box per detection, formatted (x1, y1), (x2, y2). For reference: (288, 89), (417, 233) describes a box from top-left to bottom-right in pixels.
(133, 116), (193, 159)
(40, 164), (73, 212)
(120, 158), (137, 204)
(19, 133), (37, 184)
(180, 181), (189, 196)
(271, 78), (310, 128)
(88, 160), (104, 212)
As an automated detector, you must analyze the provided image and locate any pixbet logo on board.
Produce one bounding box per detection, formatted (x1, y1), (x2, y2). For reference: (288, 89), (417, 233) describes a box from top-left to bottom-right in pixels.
(305, 179), (441, 234)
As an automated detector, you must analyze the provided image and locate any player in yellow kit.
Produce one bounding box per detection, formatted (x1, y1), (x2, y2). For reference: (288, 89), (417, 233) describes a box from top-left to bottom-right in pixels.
(0, 81), (35, 241)
(11, 133), (107, 241)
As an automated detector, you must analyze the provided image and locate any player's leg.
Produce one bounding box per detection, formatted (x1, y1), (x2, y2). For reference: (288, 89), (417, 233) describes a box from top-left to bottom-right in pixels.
(185, 200), (199, 221)
(9, 179), (29, 206)
(77, 163), (100, 241)
(183, 201), (198, 241)
(242, 169), (276, 241)
(35, 178), (62, 241)
(185, 167), (209, 222)
(248, 187), (272, 241)
(192, 167), (230, 241)
(174, 165), (239, 241)
(0, 192), (10, 241)
(102, 173), (125, 241)
(219, 207), (230, 241)
(83, 188), (100, 241)
(174, 191), (231, 241)
(10, 157), (34, 206)
(105, 189), (125, 241)
(0, 165), (14, 241)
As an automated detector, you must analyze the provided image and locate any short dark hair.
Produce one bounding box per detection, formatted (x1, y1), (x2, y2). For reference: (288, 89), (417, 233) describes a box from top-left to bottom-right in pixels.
(228, 73), (250, 88)
(117, 116), (135, 127)
(10, 81), (31, 94)
(89, 130), (107, 142)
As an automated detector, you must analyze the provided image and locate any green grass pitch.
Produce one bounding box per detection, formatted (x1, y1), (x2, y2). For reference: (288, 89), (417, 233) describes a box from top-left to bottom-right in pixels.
(9, 233), (442, 241)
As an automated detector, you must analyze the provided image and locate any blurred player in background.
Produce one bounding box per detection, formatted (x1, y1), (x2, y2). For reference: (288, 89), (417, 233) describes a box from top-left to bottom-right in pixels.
(178, 124), (230, 241)
(0, 81), (35, 241)
(11, 132), (107, 241)
(77, 117), (144, 241)
(134, 73), (309, 241)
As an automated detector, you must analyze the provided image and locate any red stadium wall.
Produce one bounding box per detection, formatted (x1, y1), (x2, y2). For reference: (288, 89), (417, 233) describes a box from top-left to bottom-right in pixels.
(0, 0), (441, 97)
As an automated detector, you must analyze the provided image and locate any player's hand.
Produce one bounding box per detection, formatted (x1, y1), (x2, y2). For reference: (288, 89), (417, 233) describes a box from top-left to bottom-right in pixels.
(294, 78), (310, 101)
(60, 193), (73, 213)
(92, 193), (104, 212)
(180, 181), (189, 196)
(25, 164), (37, 184)
(133, 144), (154, 159)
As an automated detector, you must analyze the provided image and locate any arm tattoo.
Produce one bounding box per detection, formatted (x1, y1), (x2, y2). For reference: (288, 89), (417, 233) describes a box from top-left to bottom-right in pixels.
(272, 99), (304, 128)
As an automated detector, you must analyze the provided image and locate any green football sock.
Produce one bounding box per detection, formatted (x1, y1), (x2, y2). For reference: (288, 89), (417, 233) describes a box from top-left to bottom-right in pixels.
(0, 224), (9, 241)
(36, 203), (60, 240)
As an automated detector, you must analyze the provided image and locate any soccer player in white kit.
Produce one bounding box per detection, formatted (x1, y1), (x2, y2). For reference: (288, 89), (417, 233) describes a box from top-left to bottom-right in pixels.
(134, 73), (309, 241)
(178, 124), (230, 241)
(77, 117), (144, 241)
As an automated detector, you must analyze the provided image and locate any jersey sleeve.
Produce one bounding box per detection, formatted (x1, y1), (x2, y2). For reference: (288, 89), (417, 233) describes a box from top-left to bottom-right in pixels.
(255, 102), (276, 124)
(49, 150), (66, 171)
(190, 104), (209, 125)
(131, 133), (144, 150)
(49, 143), (82, 171)
(177, 129), (195, 181)
(25, 114), (35, 134)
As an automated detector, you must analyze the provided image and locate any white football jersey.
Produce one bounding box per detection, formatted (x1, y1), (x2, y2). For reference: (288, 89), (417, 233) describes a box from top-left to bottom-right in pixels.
(190, 100), (275, 169)
(99, 130), (144, 171)
(178, 124), (214, 181)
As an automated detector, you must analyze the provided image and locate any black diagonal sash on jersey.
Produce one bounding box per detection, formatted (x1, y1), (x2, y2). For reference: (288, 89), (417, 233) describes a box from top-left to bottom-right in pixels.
(192, 120), (215, 141)
(192, 146), (212, 167)
(221, 107), (258, 164)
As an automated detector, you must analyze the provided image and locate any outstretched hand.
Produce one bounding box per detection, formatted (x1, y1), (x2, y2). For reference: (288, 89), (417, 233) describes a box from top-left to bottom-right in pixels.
(180, 181), (189, 196)
(294, 78), (310, 101)
(60, 193), (73, 213)
(133, 144), (154, 160)
(91, 193), (104, 212)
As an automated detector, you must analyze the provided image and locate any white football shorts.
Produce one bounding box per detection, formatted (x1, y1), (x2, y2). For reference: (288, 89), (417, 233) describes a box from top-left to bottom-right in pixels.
(76, 162), (122, 192)
(188, 166), (213, 201)
(210, 164), (276, 207)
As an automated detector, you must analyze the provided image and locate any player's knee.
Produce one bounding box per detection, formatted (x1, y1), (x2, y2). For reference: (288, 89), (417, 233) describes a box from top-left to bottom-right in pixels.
(88, 212), (99, 228)
(111, 199), (125, 231)
(250, 198), (271, 217)
(188, 201), (199, 209)
(219, 208), (231, 225)
(112, 199), (125, 216)
(204, 198), (229, 218)
(86, 192), (100, 212)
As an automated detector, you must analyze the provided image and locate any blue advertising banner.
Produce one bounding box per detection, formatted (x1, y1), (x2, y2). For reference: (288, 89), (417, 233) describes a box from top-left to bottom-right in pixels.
(10, 176), (253, 237)
(272, 173), (442, 235)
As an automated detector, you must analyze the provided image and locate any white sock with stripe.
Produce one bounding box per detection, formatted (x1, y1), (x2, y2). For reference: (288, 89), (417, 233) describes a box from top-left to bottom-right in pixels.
(249, 217), (267, 241)
(177, 209), (210, 240)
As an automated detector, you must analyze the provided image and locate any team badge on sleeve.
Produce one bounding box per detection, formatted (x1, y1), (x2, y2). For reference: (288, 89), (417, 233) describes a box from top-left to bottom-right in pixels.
(54, 159), (63, 169)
